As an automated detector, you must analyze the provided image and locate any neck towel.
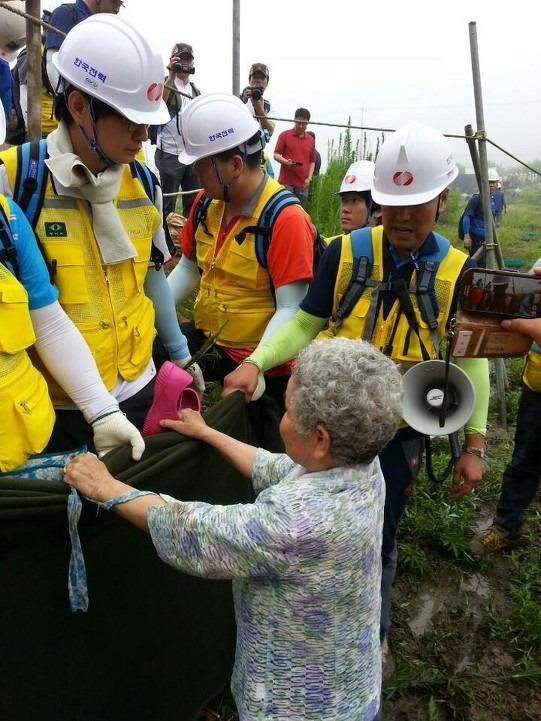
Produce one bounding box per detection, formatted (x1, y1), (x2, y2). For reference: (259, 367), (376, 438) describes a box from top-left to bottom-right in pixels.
(46, 123), (137, 265)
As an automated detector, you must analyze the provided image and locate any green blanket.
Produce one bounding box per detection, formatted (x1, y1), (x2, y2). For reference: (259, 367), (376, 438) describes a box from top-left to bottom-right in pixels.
(0, 393), (283, 721)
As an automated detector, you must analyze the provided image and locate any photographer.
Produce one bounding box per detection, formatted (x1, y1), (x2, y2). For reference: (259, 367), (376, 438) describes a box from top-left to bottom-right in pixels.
(154, 42), (201, 218)
(241, 63), (275, 137)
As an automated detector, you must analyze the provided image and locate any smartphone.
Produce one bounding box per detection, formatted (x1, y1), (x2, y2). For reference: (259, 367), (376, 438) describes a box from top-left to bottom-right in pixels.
(459, 268), (541, 319)
(291, 161), (303, 166)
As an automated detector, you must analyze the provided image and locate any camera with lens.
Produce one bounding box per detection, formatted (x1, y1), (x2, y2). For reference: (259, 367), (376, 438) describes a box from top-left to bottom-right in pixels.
(251, 86), (263, 101)
(173, 63), (195, 74)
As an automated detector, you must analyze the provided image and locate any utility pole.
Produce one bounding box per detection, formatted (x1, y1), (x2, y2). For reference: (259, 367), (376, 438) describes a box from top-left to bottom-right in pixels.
(232, 0), (240, 96)
(468, 21), (507, 426)
(26, 0), (42, 141)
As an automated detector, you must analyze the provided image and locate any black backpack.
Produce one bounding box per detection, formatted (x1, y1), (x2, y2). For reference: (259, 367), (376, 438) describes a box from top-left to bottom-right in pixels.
(0, 201), (19, 278)
(458, 211), (466, 240)
(5, 51), (27, 145)
(192, 188), (327, 283)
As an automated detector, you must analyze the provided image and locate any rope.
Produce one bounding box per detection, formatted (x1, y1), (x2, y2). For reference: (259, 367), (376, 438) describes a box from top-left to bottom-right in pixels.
(0, 0), (67, 38)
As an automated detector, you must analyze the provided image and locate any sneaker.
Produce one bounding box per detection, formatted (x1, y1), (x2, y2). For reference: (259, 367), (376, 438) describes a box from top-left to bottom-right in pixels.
(142, 361), (200, 437)
(477, 524), (521, 554)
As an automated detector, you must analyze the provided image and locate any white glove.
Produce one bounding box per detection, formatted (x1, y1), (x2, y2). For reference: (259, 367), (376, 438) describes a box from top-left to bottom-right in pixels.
(92, 411), (146, 461)
(175, 358), (206, 396)
(463, 234), (472, 250)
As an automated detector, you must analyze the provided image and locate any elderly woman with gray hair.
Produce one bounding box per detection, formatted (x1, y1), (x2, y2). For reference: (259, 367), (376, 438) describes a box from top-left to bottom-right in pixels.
(64, 337), (403, 721)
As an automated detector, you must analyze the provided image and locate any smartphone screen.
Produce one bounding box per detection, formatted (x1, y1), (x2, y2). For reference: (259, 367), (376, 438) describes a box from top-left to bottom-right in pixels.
(460, 268), (541, 318)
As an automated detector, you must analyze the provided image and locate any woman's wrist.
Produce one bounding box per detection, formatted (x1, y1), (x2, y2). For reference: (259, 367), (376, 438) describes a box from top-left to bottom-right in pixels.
(94, 478), (133, 505)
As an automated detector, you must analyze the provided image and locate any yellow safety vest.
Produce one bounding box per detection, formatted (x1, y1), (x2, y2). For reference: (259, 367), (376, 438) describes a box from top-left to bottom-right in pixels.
(522, 346), (541, 392)
(194, 177), (286, 348)
(0, 200), (55, 471)
(318, 226), (467, 368)
(1, 149), (162, 403)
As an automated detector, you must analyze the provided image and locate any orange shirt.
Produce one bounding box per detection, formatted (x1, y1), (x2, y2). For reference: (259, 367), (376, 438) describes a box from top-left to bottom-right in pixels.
(180, 190), (314, 374)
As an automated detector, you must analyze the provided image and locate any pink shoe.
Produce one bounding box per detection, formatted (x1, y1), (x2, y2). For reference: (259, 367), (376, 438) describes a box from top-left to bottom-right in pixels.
(142, 361), (201, 437)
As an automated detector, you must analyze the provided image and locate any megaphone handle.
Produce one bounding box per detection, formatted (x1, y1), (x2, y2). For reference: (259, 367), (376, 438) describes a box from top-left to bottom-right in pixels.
(425, 434), (455, 485)
(439, 332), (454, 428)
(448, 432), (461, 460)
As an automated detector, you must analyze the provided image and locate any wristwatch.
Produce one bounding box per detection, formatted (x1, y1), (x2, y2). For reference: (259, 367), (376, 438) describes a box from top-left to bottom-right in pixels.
(461, 444), (485, 459)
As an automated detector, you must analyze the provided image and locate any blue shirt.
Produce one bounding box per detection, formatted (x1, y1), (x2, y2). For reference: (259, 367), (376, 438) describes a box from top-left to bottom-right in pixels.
(3, 198), (59, 310)
(492, 189), (506, 213)
(462, 193), (496, 238)
(0, 58), (12, 116)
(44, 0), (91, 51)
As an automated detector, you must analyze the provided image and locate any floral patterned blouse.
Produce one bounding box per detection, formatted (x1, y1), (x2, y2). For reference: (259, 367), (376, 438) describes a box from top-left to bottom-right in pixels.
(148, 449), (384, 721)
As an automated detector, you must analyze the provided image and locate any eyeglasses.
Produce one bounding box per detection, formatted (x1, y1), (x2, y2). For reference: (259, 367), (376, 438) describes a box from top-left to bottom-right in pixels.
(115, 114), (149, 133)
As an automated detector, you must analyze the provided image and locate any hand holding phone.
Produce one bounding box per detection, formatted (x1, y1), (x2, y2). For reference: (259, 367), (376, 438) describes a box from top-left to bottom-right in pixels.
(451, 269), (540, 358)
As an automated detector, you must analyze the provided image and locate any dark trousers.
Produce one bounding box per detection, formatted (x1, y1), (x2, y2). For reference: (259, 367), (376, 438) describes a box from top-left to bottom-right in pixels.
(494, 384), (541, 536)
(468, 234), (486, 268)
(155, 148), (199, 218)
(180, 321), (289, 416)
(378, 426), (424, 641)
(45, 378), (156, 454)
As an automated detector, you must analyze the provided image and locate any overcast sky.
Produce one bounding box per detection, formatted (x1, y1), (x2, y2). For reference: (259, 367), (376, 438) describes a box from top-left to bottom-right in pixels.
(43, 0), (541, 173)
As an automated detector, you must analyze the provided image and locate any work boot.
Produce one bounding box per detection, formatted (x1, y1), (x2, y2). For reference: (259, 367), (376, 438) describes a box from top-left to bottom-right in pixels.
(472, 524), (521, 555)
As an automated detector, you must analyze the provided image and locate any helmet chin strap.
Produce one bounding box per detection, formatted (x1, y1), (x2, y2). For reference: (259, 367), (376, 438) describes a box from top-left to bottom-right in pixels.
(211, 152), (245, 203)
(78, 99), (114, 167)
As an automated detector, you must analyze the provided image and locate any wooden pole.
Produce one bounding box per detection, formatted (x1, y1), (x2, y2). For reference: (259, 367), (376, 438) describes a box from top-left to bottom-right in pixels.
(232, 0), (240, 97)
(468, 22), (498, 271)
(464, 124), (505, 269)
(468, 22), (508, 427)
(25, 0), (42, 141)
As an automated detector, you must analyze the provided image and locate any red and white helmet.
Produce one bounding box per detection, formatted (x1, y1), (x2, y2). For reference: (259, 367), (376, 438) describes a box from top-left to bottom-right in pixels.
(52, 14), (169, 125)
(338, 160), (375, 195)
(0, 1), (26, 62)
(373, 122), (459, 206)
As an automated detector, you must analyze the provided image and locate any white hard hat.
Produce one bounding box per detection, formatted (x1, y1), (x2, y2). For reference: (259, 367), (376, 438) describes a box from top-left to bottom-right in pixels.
(372, 122), (459, 206)
(338, 160), (375, 195)
(0, 99), (5, 144)
(0, 1), (26, 62)
(178, 93), (262, 164)
(488, 168), (499, 182)
(52, 14), (170, 125)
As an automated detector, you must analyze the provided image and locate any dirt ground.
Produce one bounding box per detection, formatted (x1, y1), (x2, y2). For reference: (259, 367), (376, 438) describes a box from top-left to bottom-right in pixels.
(382, 488), (541, 721)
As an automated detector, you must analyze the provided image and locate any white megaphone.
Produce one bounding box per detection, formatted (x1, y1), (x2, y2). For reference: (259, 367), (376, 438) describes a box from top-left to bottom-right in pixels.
(402, 360), (476, 436)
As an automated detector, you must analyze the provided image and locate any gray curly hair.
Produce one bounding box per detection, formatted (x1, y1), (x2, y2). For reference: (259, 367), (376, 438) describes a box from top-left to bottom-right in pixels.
(290, 338), (403, 465)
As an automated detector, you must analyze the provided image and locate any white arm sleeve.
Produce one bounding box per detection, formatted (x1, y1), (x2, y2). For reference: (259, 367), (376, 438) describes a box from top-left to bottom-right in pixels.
(257, 281), (309, 347)
(45, 49), (60, 93)
(30, 302), (119, 423)
(167, 254), (200, 305)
